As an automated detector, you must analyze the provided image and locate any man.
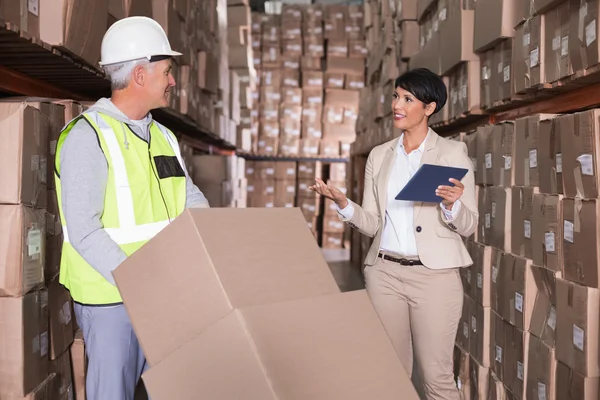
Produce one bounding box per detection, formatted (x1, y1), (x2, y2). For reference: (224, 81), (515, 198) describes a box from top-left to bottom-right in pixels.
(54, 16), (209, 400)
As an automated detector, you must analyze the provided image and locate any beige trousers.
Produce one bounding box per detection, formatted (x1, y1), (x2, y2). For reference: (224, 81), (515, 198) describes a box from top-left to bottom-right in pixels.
(365, 257), (463, 400)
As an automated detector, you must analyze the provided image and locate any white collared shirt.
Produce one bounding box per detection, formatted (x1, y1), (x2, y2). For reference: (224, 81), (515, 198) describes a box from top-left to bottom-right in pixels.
(338, 133), (461, 257)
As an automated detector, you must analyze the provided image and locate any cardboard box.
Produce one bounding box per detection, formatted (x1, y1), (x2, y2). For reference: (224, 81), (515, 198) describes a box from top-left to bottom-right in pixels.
(569, 0), (600, 72)
(274, 162), (297, 181)
(496, 253), (536, 331)
(471, 242), (492, 307)
(39, 0), (108, 65)
(448, 60), (481, 120)
(544, 1), (573, 83)
(454, 346), (471, 398)
(458, 294), (475, 352)
(477, 186), (491, 245)
(527, 333), (556, 400)
(538, 116), (563, 195)
(490, 186), (511, 252)
(514, 114), (557, 187)
(490, 311), (506, 381)
(511, 187), (537, 259)
(470, 355), (490, 399)
(474, 0), (517, 52)
(113, 209), (341, 366)
(556, 278), (600, 377)
(0, 103), (47, 208)
(0, 205), (45, 297)
(504, 325), (528, 398)
(480, 49), (496, 109)
(462, 242), (476, 300)
(141, 291), (419, 399)
(49, 350), (74, 400)
(490, 248), (503, 315)
(556, 361), (600, 400)
(0, 291), (49, 398)
(48, 278), (74, 360)
(561, 109), (600, 199)
(409, 30), (441, 74)
(298, 162), (322, 179)
(470, 304), (491, 367)
(300, 138), (321, 158)
(514, 15), (545, 93)
(440, 3), (477, 75)
(529, 265), (559, 349)
(532, 194), (564, 273)
(322, 232), (344, 249)
(562, 198), (600, 287)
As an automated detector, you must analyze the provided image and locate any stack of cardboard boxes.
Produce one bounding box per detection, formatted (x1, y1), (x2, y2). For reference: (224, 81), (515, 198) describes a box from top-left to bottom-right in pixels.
(455, 111), (600, 399)
(248, 3), (366, 157)
(0, 99), (86, 399)
(245, 160), (349, 248)
(191, 154), (247, 208)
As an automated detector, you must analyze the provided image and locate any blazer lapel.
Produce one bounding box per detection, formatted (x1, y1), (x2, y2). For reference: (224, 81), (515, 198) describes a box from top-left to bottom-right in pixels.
(376, 138), (399, 214)
(414, 129), (441, 220)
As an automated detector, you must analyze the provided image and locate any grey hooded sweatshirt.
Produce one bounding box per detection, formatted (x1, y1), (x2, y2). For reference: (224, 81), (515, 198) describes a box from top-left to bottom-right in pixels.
(59, 98), (209, 286)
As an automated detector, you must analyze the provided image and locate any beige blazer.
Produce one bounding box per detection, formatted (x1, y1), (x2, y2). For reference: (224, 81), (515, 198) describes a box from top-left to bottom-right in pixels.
(341, 129), (478, 269)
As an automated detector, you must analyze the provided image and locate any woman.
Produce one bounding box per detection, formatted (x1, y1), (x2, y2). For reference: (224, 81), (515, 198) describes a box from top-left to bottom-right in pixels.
(310, 68), (477, 400)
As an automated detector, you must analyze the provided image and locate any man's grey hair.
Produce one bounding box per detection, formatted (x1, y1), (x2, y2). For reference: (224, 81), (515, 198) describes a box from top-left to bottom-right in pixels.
(103, 58), (154, 91)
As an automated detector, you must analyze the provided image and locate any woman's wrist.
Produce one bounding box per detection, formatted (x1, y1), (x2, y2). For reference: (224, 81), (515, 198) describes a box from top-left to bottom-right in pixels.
(337, 198), (349, 209)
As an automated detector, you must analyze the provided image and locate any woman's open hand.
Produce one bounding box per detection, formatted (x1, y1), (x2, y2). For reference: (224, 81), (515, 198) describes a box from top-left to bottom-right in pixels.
(309, 178), (348, 209)
(436, 178), (464, 210)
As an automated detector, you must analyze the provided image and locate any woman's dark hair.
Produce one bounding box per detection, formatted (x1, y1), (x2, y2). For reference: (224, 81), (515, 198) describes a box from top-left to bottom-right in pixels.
(394, 68), (447, 115)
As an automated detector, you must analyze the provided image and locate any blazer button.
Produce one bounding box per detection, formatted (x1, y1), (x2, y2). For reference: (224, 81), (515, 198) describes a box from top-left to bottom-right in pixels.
(416, 226), (422, 233)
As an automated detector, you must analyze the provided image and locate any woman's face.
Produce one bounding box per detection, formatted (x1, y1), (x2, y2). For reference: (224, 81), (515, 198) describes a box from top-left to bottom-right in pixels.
(391, 86), (435, 130)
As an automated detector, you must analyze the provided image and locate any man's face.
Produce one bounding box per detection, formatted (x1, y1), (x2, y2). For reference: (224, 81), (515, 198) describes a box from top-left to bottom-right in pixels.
(144, 59), (176, 109)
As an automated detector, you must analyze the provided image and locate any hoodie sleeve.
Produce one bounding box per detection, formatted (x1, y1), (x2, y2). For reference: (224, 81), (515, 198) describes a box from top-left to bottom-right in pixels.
(59, 119), (127, 286)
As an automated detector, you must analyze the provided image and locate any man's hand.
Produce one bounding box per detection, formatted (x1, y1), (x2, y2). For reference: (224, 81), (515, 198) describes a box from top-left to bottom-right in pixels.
(309, 178), (348, 209)
(436, 178), (464, 210)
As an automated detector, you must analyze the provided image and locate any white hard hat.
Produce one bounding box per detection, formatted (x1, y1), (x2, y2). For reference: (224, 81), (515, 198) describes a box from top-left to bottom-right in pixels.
(99, 16), (182, 66)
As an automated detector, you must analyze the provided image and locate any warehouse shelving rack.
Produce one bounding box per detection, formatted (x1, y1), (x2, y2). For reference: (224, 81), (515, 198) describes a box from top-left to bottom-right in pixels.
(0, 22), (236, 155)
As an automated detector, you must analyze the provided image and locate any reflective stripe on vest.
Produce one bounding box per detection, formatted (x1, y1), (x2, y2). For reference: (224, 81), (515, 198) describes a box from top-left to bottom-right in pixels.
(55, 110), (187, 305)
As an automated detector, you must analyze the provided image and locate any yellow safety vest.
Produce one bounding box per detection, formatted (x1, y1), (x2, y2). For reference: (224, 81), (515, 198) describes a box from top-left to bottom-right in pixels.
(55, 111), (187, 305)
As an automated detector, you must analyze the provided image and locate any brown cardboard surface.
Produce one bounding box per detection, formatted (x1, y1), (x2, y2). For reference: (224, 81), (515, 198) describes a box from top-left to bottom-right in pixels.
(477, 186), (490, 245)
(409, 30), (441, 74)
(544, 1), (573, 83)
(511, 186), (537, 259)
(469, 355), (490, 399)
(69, 330), (85, 399)
(532, 194), (564, 273)
(569, 0), (600, 72)
(440, 5), (477, 75)
(529, 265), (559, 348)
(48, 278), (74, 360)
(514, 15), (545, 93)
(538, 116), (563, 195)
(490, 186), (511, 252)
(49, 350), (73, 400)
(458, 294), (474, 352)
(556, 361), (600, 399)
(490, 248), (503, 317)
(0, 291), (49, 398)
(527, 334), (556, 400)
(498, 38), (514, 102)
(142, 291), (419, 400)
(474, 0), (517, 52)
(462, 242), (476, 299)
(113, 208), (340, 366)
(0, 103), (47, 208)
(40, 0), (108, 66)
(17, 373), (60, 400)
(561, 109), (600, 199)
(475, 124), (494, 185)
(471, 242), (492, 307)
(556, 278), (600, 377)
(562, 198), (600, 287)
(490, 310), (506, 381)
(480, 49), (495, 109)
(496, 253), (536, 331)
(454, 345), (471, 398)
(298, 162), (322, 179)
(470, 304), (491, 367)
(0, 205), (45, 297)
(504, 326), (528, 398)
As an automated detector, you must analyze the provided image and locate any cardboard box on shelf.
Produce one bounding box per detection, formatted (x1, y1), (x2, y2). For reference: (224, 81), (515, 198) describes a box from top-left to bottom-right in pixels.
(489, 186), (511, 252)
(561, 109), (600, 199)
(511, 186), (537, 259)
(50, 349), (73, 400)
(141, 291), (419, 399)
(529, 265), (559, 349)
(454, 346), (471, 398)
(569, 0), (600, 73)
(113, 208), (341, 366)
(470, 304), (491, 367)
(0, 103), (47, 208)
(440, 2), (477, 75)
(470, 355), (491, 398)
(48, 278), (74, 360)
(504, 325), (528, 398)
(532, 194), (563, 273)
(0, 205), (45, 297)
(513, 14), (545, 94)
(457, 294), (475, 352)
(495, 252), (536, 331)
(300, 138), (320, 158)
(70, 330), (86, 398)
(322, 232), (344, 249)
(556, 278), (600, 377)
(448, 60), (481, 120)
(538, 116), (563, 195)
(480, 49), (495, 109)
(490, 311), (506, 380)
(473, 0), (517, 53)
(544, 1), (573, 84)
(562, 198), (600, 288)
(40, 0), (109, 66)
(514, 114), (557, 187)
(527, 334), (557, 400)
(0, 290), (49, 398)
(556, 361), (600, 400)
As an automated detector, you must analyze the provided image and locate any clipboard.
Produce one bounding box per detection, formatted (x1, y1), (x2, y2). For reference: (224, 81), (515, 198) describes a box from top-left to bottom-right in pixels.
(395, 163), (468, 203)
